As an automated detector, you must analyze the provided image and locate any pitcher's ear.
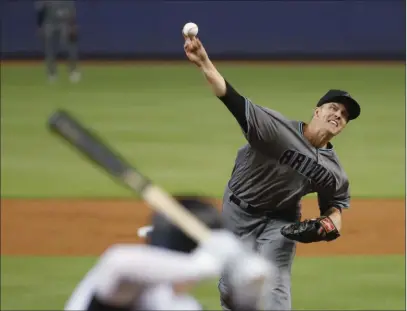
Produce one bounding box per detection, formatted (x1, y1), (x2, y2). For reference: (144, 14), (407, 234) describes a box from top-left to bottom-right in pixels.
(314, 107), (321, 118)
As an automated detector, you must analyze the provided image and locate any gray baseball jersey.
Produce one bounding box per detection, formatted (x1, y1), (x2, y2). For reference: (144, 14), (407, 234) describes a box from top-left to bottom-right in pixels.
(36, 1), (76, 26)
(227, 97), (350, 215)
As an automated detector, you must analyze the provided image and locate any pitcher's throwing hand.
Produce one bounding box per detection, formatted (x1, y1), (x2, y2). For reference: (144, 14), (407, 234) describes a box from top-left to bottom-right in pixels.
(184, 37), (210, 68)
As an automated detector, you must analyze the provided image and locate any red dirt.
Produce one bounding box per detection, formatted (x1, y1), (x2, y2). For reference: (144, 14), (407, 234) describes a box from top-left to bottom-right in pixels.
(1, 198), (404, 256)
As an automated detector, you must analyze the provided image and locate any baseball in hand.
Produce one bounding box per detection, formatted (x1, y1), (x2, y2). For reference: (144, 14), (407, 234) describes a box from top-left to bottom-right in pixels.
(182, 22), (199, 37)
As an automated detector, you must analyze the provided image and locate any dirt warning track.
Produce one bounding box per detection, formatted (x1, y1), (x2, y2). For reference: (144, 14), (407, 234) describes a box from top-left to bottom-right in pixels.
(1, 198), (404, 256)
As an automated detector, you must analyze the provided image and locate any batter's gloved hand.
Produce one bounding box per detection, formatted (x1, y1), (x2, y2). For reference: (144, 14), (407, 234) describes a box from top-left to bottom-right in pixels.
(222, 252), (272, 311)
(280, 216), (340, 243)
(196, 230), (248, 267)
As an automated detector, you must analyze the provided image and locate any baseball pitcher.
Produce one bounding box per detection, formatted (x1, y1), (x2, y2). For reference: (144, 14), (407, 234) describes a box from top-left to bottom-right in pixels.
(183, 36), (361, 310)
(35, 0), (80, 83)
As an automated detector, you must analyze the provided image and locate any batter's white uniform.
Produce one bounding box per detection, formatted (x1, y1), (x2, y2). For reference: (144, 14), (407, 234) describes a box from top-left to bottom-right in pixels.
(65, 244), (221, 310)
(65, 231), (271, 311)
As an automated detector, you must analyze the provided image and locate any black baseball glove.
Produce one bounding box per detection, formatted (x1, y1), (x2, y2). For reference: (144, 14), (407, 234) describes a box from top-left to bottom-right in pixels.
(280, 216), (340, 243)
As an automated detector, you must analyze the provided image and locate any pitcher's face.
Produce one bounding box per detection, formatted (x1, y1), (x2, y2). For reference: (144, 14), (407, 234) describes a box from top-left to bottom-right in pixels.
(314, 102), (349, 136)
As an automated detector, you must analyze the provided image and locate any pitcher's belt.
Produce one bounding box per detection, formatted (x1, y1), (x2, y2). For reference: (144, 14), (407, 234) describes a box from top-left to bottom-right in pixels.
(229, 193), (254, 210)
(229, 193), (300, 221)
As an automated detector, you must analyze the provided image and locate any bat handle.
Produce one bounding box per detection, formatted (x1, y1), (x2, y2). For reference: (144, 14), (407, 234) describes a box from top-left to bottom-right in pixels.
(142, 185), (212, 243)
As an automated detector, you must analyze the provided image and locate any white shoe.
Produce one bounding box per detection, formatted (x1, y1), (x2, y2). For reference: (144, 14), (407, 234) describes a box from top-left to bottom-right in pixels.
(69, 71), (81, 83)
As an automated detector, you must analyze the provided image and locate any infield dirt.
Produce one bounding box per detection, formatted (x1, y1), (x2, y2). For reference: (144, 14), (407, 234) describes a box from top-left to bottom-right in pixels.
(1, 198), (405, 256)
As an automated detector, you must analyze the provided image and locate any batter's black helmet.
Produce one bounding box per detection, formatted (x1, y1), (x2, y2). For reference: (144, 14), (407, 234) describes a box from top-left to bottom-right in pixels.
(148, 196), (223, 253)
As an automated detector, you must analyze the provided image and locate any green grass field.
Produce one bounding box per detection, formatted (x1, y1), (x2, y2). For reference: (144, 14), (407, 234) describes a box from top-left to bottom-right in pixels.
(1, 62), (405, 310)
(1, 255), (405, 310)
(1, 63), (405, 198)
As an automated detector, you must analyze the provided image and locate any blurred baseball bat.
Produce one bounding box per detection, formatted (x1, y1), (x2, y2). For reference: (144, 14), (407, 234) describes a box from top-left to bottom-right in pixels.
(47, 109), (211, 243)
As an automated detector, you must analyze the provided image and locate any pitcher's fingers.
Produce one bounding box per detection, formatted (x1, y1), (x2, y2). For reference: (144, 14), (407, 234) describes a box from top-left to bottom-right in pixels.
(184, 39), (193, 51)
(192, 36), (201, 46)
(185, 43), (195, 53)
(183, 34), (195, 42)
(191, 38), (201, 50)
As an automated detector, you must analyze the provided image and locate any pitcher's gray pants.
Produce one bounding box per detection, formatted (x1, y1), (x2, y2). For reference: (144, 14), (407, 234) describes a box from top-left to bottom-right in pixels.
(218, 187), (298, 311)
(43, 24), (78, 77)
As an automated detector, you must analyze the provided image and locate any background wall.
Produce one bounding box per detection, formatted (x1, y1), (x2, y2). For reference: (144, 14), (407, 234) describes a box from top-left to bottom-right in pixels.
(2, 0), (405, 60)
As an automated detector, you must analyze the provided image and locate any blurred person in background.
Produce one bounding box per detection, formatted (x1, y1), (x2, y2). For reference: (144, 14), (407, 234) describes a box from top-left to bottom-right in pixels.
(35, 0), (80, 83)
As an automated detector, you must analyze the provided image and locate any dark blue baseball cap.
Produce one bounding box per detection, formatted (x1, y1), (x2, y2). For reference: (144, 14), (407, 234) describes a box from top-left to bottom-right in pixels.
(317, 89), (361, 121)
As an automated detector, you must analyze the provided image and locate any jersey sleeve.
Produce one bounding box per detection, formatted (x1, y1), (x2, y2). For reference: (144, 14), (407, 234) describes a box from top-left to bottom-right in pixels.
(244, 98), (289, 145)
(217, 80), (289, 146)
(317, 179), (350, 215)
(64, 267), (101, 310)
(93, 244), (220, 301)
